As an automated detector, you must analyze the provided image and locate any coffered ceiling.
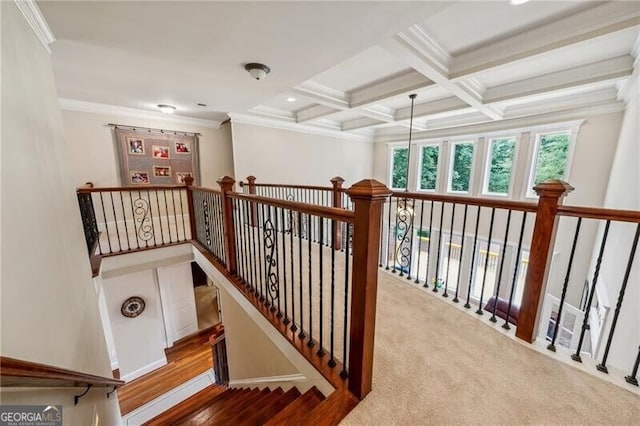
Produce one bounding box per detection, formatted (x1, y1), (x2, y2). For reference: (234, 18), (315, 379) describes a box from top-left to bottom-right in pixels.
(39, 1), (639, 139)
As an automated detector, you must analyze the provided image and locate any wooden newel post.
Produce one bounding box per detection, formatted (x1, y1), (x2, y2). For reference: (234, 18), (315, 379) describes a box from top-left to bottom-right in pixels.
(217, 176), (238, 275)
(184, 176), (197, 240)
(330, 176), (345, 251)
(247, 175), (258, 227)
(516, 180), (573, 343)
(345, 179), (392, 399)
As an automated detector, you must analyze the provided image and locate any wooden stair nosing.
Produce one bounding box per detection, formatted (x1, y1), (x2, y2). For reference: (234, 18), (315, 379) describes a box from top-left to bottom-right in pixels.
(199, 388), (268, 424)
(211, 387), (280, 424)
(238, 387), (302, 426)
(177, 388), (243, 426)
(263, 386), (326, 426)
(298, 390), (359, 426)
(143, 385), (224, 426)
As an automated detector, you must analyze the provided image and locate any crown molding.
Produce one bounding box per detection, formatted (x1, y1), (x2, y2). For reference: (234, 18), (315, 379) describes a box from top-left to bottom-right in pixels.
(14, 0), (55, 54)
(228, 112), (374, 143)
(59, 99), (223, 129)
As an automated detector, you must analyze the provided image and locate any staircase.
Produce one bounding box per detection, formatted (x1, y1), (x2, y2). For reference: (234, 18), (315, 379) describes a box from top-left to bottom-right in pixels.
(144, 385), (325, 425)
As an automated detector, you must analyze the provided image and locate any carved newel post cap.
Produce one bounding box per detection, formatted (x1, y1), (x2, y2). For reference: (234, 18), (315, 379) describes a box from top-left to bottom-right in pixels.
(246, 175), (257, 184)
(183, 176), (194, 186)
(330, 176), (345, 186)
(533, 180), (574, 197)
(85, 182), (94, 188)
(217, 175), (236, 191)
(346, 179), (392, 200)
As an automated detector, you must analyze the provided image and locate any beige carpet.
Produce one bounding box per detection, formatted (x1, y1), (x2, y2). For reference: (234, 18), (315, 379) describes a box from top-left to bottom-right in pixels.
(341, 271), (640, 425)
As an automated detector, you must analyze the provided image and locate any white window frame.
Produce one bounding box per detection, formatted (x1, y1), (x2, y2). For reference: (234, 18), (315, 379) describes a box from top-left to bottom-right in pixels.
(525, 128), (577, 199)
(388, 146), (409, 191)
(447, 140), (476, 194)
(482, 136), (518, 198)
(416, 143), (441, 192)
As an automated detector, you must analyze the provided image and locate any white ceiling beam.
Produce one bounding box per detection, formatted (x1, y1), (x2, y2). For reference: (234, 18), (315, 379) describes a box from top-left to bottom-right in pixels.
(395, 96), (469, 121)
(349, 70), (434, 108)
(296, 104), (340, 122)
(485, 55), (634, 103)
(292, 81), (350, 110)
(450, 2), (640, 79)
(342, 117), (384, 131)
(383, 25), (504, 120)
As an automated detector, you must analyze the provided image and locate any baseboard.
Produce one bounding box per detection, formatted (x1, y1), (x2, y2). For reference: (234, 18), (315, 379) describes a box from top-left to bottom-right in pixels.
(228, 373), (312, 392)
(121, 369), (215, 425)
(121, 358), (167, 382)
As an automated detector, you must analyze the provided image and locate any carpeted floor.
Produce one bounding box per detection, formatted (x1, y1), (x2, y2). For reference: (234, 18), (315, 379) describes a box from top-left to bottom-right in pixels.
(341, 271), (640, 425)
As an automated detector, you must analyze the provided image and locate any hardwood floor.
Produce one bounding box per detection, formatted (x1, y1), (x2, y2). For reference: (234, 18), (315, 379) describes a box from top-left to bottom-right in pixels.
(117, 326), (217, 416)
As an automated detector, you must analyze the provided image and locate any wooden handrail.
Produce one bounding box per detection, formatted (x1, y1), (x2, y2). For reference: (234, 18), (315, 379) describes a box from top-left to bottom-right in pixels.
(187, 186), (223, 195)
(239, 181), (334, 192)
(0, 356), (124, 388)
(558, 205), (640, 223)
(229, 193), (355, 222)
(77, 185), (187, 193)
(390, 191), (538, 212)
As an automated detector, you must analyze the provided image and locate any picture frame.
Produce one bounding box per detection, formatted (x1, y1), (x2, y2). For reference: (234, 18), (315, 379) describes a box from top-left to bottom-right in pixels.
(153, 166), (172, 177)
(130, 171), (150, 185)
(127, 137), (145, 155)
(152, 145), (170, 159)
(176, 172), (193, 184)
(174, 141), (191, 154)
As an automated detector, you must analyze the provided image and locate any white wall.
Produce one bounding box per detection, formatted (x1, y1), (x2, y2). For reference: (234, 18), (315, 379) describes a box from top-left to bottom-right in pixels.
(60, 109), (234, 188)
(0, 2), (120, 423)
(102, 270), (167, 381)
(231, 122), (374, 187)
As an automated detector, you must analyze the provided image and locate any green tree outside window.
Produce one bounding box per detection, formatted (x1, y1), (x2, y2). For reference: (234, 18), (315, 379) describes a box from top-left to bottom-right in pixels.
(420, 146), (439, 190)
(487, 138), (516, 194)
(391, 148), (408, 189)
(533, 133), (570, 185)
(450, 143), (474, 192)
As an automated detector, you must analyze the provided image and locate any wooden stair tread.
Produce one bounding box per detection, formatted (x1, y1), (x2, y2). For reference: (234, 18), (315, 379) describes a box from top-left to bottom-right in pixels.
(264, 386), (326, 426)
(177, 388), (243, 426)
(212, 387), (281, 424)
(143, 385), (224, 426)
(192, 387), (267, 425)
(238, 387), (302, 426)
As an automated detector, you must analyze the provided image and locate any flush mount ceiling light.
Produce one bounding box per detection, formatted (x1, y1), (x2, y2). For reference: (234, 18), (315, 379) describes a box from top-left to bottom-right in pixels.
(510, 0), (531, 5)
(287, 97), (297, 103)
(157, 104), (176, 114)
(244, 63), (271, 80)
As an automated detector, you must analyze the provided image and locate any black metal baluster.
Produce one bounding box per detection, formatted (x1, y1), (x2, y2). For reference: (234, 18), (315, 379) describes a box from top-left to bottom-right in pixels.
(170, 190), (179, 241)
(596, 223), (640, 373)
(259, 203), (268, 303)
(237, 200), (246, 285)
(162, 190), (172, 243)
(329, 219), (337, 367)
(119, 192), (131, 251)
(476, 208), (496, 315)
(290, 209), (297, 332)
(385, 195), (392, 270)
(572, 220), (611, 363)
(433, 202), (445, 292)
(465, 206), (482, 309)
(548, 218), (582, 350)
(219, 194), (227, 261)
(251, 201), (260, 294)
(504, 212), (528, 330)
(340, 224), (351, 379)
(317, 218), (325, 356)
(423, 200), (435, 289)
(453, 205), (468, 303)
(307, 214), (314, 347)
(178, 190), (187, 240)
(443, 203), (456, 298)
(98, 192), (112, 254)
(392, 196), (399, 273)
(154, 190), (165, 245)
(298, 211), (305, 339)
(108, 193), (122, 252)
(245, 200), (253, 289)
(407, 198), (417, 280)
(280, 207), (288, 322)
(232, 199), (242, 278)
(626, 346), (640, 386)
(414, 200), (425, 284)
(378, 204), (384, 267)
(128, 192), (139, 250)
(490, 210), (512, 322)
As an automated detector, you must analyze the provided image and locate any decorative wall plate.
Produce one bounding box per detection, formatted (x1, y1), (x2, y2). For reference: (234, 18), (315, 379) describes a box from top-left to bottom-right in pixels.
(121, 296), (146, 318)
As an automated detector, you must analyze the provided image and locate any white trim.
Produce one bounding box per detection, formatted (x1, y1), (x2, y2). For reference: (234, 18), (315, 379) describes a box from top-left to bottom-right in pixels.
(121, 369), (215, 426)
(228, 112), (373, 143)
(228, 373), (307, 388)
(121, 358), (167, 382)
(59, 98), (223, 129)
(13, 0), (55, 54)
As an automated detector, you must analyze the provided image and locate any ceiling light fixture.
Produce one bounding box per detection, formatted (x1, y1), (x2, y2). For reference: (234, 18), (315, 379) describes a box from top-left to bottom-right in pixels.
(509, 0), (531, 5)
(287, 97), (297, 103)
(157, 104), (176, 114)
(244, 63), (271, 80)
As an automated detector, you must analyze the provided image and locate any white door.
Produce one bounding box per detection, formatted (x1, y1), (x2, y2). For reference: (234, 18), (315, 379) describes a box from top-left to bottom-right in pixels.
(157, 263), (198, 346)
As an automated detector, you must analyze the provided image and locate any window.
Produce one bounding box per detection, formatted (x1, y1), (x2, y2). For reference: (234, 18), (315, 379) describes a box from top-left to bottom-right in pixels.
(484, 137), (516, 195)
(448, 142), (474, 193)
(419, 145), (439, 191)
(390, 147), (408, 190)
(530, 131), (571, 190)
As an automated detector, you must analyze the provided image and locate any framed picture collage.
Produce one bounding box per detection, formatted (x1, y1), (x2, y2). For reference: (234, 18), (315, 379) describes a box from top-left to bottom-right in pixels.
(114, 127), (200, 187)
